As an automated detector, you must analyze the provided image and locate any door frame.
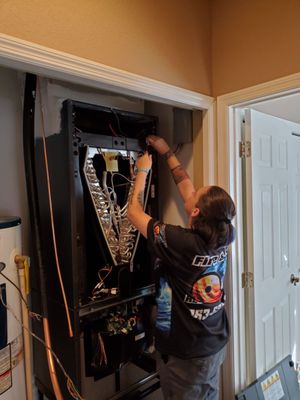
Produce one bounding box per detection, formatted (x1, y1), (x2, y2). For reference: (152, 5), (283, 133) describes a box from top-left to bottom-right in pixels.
(217, 72), (300, 397)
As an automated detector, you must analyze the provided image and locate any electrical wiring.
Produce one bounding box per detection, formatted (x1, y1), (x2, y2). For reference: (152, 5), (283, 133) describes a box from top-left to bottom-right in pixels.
(102, 172), (116, 225)
(105, 312), (137, 336)
(91, 332), (108, 368)
(74, 127), (83, 134)
(111, 172), (133, 218)
(98, 333), (108, 366)
(174, 143), (183, 155)
(112, 181), (132, 189)
(90, 265), (115, 301)
(0, 271), (42, 321)
(85, 160), (116, 241)
(111, 108), (127, 137)
(108, 123), (118, 137)
(111, 173), (133, 210)
(0, 286), (84, 400)
(111, 171), (133, 184)
(0, 270), (29, 310)
(110, 108), (156, 140)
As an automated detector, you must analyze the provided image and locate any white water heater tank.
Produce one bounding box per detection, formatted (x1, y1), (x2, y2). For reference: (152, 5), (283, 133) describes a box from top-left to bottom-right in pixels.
(0, 217), (26, 400)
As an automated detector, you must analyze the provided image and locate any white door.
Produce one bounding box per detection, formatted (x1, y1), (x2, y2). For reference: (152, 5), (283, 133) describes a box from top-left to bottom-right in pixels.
(244, 109), (300, 381)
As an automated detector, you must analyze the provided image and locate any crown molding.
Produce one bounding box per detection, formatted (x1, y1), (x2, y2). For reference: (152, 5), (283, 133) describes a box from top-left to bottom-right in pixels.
(218, 72), (300, 106)
(0, 33), (213, 109)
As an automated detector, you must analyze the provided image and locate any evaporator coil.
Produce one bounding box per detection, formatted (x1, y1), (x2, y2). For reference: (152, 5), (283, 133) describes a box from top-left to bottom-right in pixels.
(83, 145), (151, 269)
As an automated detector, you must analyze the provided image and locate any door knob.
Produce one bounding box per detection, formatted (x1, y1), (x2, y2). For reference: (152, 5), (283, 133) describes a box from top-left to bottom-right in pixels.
(290, 274), (300, 286)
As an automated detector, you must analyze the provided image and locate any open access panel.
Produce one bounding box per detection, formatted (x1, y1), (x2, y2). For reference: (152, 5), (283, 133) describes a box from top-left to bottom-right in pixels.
(32, 100), (160, 399)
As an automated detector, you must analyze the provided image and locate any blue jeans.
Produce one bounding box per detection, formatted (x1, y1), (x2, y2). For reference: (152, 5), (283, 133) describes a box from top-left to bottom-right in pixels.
(157, 346), (227, 400)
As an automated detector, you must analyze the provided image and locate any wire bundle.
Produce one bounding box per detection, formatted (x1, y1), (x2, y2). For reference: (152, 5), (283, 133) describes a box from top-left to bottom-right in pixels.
(0, 275), (84, 400)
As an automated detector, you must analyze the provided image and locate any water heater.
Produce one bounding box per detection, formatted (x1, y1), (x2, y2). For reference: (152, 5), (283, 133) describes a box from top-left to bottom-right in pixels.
(0, 217), (26, 400)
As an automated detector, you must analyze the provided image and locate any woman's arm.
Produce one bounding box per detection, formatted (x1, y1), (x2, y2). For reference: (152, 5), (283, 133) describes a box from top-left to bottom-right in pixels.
(127, 152), (152, 238)
(146, 135), (196, 204)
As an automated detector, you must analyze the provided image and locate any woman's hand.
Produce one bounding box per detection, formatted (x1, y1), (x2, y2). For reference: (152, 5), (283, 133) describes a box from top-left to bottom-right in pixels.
(128, 151), (152, 238)
(146, 135), (170, 155)
(136, 151), (152, 171)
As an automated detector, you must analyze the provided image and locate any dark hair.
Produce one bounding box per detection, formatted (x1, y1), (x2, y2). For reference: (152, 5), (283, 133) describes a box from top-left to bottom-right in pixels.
(191, 185), (236, 249)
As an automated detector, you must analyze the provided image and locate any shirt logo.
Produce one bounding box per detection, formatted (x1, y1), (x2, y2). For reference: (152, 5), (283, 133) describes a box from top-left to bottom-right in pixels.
(189, 303), (224, 321)
(191, 249), (227, 268)
(153, 222), (168, 248)
(192, 273), (222, 304)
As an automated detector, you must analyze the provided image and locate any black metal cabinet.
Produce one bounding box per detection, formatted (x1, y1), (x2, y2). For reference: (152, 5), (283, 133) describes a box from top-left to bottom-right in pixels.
(32, 100), (159, 399)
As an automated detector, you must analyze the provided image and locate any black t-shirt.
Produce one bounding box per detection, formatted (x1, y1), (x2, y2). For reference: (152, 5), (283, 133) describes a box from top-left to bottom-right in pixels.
(147, 218), (230, 359)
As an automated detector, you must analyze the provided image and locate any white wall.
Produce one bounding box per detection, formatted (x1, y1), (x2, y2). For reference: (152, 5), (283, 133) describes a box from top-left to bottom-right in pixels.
(145, 102), (195, 228)
(0, 66), (29, 252)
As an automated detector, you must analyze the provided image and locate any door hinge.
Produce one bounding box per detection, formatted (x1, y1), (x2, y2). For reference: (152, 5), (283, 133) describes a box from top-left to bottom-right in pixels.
(239, 141), (251, 158)
(242, 272), (254, 288)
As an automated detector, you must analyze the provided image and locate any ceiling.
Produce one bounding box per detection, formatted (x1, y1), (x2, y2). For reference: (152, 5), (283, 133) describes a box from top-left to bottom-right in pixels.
(249, 92), (300, 124)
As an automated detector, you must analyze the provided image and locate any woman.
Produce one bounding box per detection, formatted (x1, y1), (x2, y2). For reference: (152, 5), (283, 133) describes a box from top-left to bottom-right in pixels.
(127, 136), (236, 400)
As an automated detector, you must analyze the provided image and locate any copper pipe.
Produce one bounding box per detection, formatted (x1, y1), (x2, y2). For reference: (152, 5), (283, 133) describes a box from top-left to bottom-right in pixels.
(37, 78), (73, 338)
(15, 255), (63, 400)
(23, 74), (64, 400)
(43, 318), (63, 400)
(15, 255), (33, 400)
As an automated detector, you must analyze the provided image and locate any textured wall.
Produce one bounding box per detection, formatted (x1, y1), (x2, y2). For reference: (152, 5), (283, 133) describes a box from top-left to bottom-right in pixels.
(0, 0), (212, 95)
(212, 0), (300, 96)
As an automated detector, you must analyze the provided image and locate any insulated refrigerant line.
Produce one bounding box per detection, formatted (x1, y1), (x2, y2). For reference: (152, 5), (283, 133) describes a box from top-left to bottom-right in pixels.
(36, 77), (73, 338)
(23, 73), (63, 400)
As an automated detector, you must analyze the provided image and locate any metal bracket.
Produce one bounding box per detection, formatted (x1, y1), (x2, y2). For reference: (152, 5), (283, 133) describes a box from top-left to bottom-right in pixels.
(290, 274), (300, 286)
(239, 141), (251, 158)
(242, 271), (254, 288)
